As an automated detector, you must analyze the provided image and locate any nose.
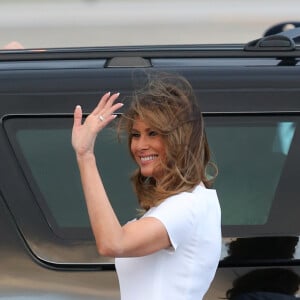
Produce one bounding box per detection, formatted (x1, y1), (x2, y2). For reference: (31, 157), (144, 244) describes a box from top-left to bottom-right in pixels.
(136, 135), (149, 151)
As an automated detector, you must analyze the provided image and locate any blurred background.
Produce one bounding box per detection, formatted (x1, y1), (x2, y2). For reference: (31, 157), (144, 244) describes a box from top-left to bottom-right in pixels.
(1, 0), (300, 49)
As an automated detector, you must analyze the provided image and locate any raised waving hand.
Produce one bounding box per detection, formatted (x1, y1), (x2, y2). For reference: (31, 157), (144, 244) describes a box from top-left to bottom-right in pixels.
(72, 92), (123, 157)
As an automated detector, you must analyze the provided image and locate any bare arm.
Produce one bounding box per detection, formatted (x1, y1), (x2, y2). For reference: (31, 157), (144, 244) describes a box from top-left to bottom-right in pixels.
(72, 93), (170, 257)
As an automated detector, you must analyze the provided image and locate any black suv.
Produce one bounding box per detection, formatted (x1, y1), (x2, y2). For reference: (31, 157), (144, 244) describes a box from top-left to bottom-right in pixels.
(0, 27), (300, 299)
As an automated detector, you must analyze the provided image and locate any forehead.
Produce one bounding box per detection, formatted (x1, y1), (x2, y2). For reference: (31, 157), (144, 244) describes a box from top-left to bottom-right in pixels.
(131, 117), (151, 131)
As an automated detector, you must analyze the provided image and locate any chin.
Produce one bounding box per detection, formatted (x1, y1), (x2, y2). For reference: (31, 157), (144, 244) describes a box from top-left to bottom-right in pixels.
(140, 170), (154, 178)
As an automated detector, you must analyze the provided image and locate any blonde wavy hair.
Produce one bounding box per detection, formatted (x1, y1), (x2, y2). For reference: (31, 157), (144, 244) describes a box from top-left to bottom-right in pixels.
(119, 73), (216, 211)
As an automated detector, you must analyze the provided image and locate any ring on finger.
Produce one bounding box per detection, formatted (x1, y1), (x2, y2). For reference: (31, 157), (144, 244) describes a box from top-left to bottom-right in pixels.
(99, 115), (105, 122)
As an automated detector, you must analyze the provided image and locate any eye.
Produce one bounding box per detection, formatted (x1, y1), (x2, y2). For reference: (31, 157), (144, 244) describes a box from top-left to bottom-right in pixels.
(130, 132), (140, 138)
(149, 130), (158, 137)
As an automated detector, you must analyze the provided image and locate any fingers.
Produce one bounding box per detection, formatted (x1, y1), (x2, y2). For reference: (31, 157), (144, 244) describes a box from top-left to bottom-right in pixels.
(93, 92), (120, 115)
(74, 93), (122, 134)
(98, 113), (117, 125)
(73, 105), (82, 128)
(92, 92), (111, 115)
(106, 92), (120, 109)
(103, 101), (123, 118)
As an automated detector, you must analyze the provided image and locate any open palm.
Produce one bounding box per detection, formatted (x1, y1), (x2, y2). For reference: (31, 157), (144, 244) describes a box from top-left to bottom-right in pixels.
(72, 92), (123, 157)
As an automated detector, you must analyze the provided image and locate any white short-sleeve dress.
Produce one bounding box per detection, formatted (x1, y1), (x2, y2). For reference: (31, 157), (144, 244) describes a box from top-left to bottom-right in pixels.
(115, 184), (221, 300)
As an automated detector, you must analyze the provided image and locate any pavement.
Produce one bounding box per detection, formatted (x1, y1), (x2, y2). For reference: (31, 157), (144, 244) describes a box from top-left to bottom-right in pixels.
(0, 0), (300, 48)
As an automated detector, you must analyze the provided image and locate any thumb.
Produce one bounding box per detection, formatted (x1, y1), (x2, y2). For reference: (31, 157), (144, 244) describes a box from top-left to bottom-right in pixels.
(73, 105), (82, 128)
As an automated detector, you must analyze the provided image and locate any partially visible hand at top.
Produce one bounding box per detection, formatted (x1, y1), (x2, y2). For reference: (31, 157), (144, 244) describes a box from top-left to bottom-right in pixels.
(72, 92), (123, 158)
(3, 41), (24, 49)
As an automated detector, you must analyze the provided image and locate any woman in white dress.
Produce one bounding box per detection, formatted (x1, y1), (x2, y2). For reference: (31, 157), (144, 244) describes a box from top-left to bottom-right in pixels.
(71, 73), (221, 300)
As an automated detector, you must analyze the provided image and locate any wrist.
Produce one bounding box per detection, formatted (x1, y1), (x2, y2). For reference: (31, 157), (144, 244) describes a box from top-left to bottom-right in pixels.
(76, 152), (96, 164)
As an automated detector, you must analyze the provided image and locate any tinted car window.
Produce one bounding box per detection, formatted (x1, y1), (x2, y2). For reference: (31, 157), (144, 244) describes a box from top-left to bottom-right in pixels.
(5, 116), (137, 240)
(207, 117), (296, 226)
